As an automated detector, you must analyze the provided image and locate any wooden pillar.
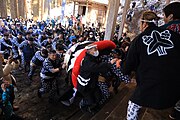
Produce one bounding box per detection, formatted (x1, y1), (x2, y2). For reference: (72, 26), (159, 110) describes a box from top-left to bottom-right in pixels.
(118, 0), (130, 40)
(73, 1), (75, 16)
(48, 0), (51, 16)
(50, 0), (54, 9)
(41, 0), (45, 20)
(57, 0), (61, 7)
(26, 0), (33, 19)
(84, 0), (89, 24)
(104, 0), (120, 40)
(24, 0), (27, 19)
(32, 0), (39, 20)
(18, 0), (27, 18)
(54, 0), (57, 7)
(38, 0), (42, 20)
(44, 0), (49, 19)
(10, 0), (18, 19)
(0, 0), (7, 18)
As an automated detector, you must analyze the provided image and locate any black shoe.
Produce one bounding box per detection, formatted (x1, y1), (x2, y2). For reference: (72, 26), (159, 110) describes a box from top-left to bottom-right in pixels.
(169, 108), (180, 120)
(37, 90), (42, 98)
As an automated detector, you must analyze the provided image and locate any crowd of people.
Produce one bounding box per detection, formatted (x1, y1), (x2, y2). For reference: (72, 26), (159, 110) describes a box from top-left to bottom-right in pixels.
(0, 10), (131, 119)
(0, 1), (179, 120)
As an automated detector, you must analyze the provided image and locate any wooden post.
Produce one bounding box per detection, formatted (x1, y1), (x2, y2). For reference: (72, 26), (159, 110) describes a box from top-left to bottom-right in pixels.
(32, 0), (39, 20)
(57, 0), (61, 7)
(26, 0), (33, 19)
(104, 0), (120, 40)
(24, 0), (28, 19)
(54, 0), (57, 7)
(44, 0), (49, 19)
(10, 0), (18, 19)
(84, 0), (89, 25)
(1, 0), (7, 18)
(118, 0), (130, 40)
(41, 0), (44, 20)
(73, 1), (75, 16)
(38, 0), (42, 20)
(48, 0), (51, 16)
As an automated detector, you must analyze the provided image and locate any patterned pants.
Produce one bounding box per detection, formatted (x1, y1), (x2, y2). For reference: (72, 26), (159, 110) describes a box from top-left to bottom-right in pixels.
(39, 78), (57, 99)
(127, 101), (142, 120)
(98, 81), (110, 104)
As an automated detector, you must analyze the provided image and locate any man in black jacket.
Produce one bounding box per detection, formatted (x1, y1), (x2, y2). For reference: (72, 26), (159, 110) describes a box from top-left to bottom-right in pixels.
(77, 44), (111, 114)
(161, 2), (180, 119)
(123, 11), (180, 120)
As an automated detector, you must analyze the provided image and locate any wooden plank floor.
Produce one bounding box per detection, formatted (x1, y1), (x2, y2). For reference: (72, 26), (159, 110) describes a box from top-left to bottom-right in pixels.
(91, 84), (129, 120)
(65, 82), (173, 120)
(141, 108), (172, 120)
(91, 83), (173, 120)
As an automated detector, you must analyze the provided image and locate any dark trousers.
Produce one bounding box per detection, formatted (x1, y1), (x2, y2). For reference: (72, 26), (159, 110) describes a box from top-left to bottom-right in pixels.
(79, 85), (102, 108)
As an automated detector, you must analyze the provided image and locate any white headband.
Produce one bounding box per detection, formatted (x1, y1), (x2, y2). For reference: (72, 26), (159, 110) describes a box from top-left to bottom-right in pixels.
(85, 44), (97, 50)
(140, 19), (157, 23)
(140, 19), (159, 26)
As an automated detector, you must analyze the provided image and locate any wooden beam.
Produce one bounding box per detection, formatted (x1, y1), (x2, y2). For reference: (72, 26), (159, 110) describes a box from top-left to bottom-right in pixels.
(104, 0), (120, 40)
(118, 0), (130, 40)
